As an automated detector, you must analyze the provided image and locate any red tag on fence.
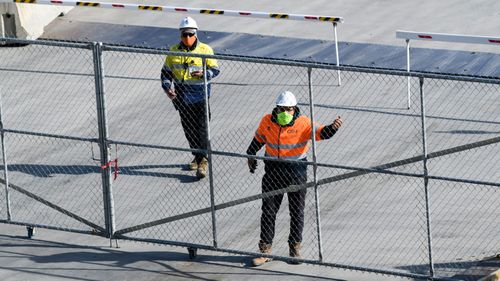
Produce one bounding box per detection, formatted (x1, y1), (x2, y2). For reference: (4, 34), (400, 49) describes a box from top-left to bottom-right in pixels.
(101, 158), (119, 180)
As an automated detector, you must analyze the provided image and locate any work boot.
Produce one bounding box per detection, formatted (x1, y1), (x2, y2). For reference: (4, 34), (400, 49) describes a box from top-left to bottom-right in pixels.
(196, 157), (208, 178)
(288, 242), (302, 264)
(252, 241), (272, 267)
(188, 157), (198, 171)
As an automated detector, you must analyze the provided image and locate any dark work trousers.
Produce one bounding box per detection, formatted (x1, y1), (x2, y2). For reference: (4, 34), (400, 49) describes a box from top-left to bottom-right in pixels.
(176, 98), (210, 161)
(260, 160), (308, 245)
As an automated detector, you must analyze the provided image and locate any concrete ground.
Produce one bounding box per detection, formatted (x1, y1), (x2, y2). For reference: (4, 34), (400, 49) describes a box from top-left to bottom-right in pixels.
(0, 224), (422, 281)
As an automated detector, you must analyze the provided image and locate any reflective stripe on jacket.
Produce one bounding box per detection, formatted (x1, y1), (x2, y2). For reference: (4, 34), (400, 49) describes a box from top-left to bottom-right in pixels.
(162, 41), (219, 104)
(255, 114), (325, 160)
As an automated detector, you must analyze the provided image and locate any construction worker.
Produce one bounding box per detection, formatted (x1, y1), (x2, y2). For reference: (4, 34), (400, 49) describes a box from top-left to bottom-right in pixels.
(246, 91), (343, 266)
(161, 17), (220, 179)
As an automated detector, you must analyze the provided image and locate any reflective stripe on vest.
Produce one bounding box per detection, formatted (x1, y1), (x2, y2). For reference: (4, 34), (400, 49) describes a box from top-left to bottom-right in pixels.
(182, 79), (206, 85)
(266, 140), (309, 149)
(255, 132), (267, 142)
(265, 152), (308, 160)
(255, 114), (325, 159)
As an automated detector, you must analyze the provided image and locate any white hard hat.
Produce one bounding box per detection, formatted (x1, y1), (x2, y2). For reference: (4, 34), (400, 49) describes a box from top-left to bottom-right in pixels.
(179, 17), (198, 30)
(275, 91), (297, 106)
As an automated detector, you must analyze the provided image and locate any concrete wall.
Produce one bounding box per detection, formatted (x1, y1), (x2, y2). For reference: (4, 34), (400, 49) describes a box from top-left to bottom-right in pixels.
(1, 3), (72, 39)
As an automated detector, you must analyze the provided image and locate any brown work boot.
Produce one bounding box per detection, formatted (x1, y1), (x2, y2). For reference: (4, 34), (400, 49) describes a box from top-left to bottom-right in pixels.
(288, 242), (302, 264)
(188, 157), (198, 171)
(252, 241), (272, 267)
(196, 157), (208, 178)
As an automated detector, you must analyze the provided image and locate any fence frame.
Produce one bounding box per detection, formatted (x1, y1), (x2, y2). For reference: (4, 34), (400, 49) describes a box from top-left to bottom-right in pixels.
(0, 0), (344, 84)
(0, 70), (11, 221)
(0, 37), (499, 280)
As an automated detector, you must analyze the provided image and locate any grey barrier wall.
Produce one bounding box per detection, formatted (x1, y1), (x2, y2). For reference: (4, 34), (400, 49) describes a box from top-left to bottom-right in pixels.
(0, 38), (499, 280)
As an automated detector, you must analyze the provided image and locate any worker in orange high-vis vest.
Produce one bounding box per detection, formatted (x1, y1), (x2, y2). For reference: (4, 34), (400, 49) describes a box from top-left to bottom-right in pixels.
(246, 91), (343, 267)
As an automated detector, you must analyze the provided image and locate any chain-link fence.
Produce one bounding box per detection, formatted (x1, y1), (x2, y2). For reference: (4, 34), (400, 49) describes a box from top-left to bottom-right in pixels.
(0, 39), (105, 235)
(0, 37), (499, 280)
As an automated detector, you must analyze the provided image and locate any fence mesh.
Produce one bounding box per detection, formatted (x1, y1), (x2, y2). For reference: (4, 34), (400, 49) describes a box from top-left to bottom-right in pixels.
(101, 50), (214, 244)
(422, 78), (500, 279)
(5, 135), (104, 229)
(0, 38), (498, 280)
(430, 179), (500, 278)
(0, 44), (97, 136)
(311, 70), (424, 174)
(112, 145), (213, 245)
(318, 168), (430, 274)
(0, 42), (104, 231)
(424, 79), (500, 183)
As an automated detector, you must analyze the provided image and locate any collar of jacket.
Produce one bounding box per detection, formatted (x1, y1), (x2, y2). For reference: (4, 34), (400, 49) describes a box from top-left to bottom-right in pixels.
(178, 39), (199, 51)
(271, 106), (301, 127)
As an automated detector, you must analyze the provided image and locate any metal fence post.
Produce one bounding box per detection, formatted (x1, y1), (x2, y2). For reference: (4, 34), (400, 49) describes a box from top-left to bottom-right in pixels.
(418, 76), (434, 278)
(333, 22), (342, 86)
(203, 58), (218, 248)
(0, 85), (11, 221)
(406, 39), (411, 109)
(307, 67), (324, 261)
(92, 42), (115, 239)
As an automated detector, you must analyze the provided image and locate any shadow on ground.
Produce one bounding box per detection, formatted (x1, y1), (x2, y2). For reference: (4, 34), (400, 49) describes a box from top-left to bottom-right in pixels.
(0, 234), (347, 281)
(3, 163), (200, 183)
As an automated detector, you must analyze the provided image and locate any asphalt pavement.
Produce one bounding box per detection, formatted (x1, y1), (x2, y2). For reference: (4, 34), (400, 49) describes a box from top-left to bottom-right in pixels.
(0, 223), (422, 281)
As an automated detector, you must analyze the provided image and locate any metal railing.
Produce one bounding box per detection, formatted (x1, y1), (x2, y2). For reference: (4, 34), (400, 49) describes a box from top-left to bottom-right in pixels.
(396, 30), (500, 109)
(0, 37), (499, 280)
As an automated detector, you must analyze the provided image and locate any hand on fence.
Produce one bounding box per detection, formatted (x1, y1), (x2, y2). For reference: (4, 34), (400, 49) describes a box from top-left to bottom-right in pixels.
(332, 116), (343, 130)
(248, 158), (257, 173)
(166, 88), (177, 100)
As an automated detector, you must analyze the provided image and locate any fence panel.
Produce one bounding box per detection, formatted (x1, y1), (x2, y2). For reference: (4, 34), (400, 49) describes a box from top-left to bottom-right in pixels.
(311, 69), (424, 173)
(429, 179), (500, 279)
(422, 78), (500, 279)
(0, 38), (498, 280)
(0, 41), (105, 232)
(318, 168), (430, 275)
(97, 46), (499, 279)
(424, 79), (500, 183)
(309, 68), (430, 275)
(209, 59), (321, 258)
(100, 49), (213, 245)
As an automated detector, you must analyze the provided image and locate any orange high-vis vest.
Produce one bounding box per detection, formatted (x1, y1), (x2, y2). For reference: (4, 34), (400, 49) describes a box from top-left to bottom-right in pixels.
(254, 114), (325, 160)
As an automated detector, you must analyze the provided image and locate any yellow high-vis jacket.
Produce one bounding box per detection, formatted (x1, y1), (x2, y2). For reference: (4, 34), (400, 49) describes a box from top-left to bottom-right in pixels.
(161, 40), (220, 104)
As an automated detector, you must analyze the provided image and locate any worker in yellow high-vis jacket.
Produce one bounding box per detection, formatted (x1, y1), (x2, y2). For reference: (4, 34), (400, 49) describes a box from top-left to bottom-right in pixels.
(161, 17), (220, 179)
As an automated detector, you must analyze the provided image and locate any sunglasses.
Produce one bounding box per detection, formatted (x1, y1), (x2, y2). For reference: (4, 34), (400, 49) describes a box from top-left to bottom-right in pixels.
(182, 32), (196, 38)
(277, 106), (295, 112)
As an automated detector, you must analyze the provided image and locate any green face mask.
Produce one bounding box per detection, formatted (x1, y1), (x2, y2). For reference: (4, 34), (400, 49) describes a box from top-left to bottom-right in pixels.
(277, 111), (293, 126)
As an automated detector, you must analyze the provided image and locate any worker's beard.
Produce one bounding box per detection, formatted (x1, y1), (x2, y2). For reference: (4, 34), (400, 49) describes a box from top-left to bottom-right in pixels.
(181, 36), (196, 48)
